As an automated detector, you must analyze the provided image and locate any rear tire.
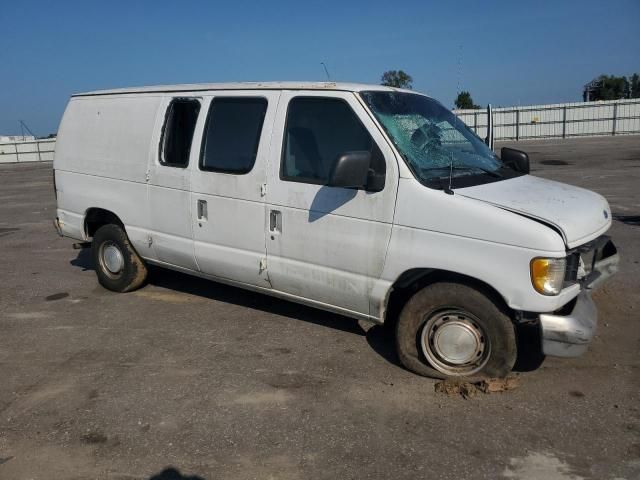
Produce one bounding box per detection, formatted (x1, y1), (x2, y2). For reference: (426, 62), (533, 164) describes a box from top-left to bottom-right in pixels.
(92, 224), (147, 292)
(396, 282), (516, 379)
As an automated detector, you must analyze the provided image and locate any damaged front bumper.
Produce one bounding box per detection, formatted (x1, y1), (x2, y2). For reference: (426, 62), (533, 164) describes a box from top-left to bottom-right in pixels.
(539, 291), (597, 357)
(539, 237), (619, 358)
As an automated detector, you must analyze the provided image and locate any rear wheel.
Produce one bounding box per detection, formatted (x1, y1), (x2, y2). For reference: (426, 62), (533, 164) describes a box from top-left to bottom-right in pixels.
(92, 224), (147, 292)
(396, 282), (516, 379)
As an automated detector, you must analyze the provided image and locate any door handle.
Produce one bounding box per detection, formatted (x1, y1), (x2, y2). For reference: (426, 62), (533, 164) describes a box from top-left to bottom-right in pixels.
(197, 199), (208, 221)
(269, 210), (281, 233)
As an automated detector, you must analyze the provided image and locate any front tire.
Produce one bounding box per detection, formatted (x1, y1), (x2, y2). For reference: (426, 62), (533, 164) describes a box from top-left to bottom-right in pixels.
(396, 282), (516, 379)
(92, 224), (147, 292)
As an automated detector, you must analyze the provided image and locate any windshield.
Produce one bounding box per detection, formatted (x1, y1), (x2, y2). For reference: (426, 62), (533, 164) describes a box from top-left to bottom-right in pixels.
(361, 91), (515, 188)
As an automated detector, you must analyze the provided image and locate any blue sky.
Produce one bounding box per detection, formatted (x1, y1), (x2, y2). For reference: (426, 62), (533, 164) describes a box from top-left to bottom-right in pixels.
(1, 0), (638, 135)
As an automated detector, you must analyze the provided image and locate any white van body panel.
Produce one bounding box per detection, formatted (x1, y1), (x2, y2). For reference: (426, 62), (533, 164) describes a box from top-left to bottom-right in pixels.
(55, 95), (160, 182)
(377, 178), (579, 316)
(265, 91), (399, 317)
(78, 81), (412, 97)
(147, 95), (197, 268)
(190, 91), (280, 287)
(458, 175), (612, 248)
(54, 95), (162, 254)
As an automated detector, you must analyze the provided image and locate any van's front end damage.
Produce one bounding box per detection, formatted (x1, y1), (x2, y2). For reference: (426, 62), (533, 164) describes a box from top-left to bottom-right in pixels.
(538, 236), (619, 357)
(457, 175), (620, 359)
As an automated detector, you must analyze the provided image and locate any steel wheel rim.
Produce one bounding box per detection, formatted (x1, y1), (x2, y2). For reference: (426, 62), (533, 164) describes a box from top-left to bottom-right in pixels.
(99, 241), (124, 279)
(420, 308), (490, 376)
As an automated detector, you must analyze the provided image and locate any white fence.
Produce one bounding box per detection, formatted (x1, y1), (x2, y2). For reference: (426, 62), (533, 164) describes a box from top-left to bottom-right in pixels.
(455, 98), (640, 141)
(0, 138), (56, 164)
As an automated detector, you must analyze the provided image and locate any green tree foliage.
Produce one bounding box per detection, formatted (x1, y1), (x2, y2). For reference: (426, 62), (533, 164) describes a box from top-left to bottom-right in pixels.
(584, 74), (640, 101)
(631, 73), (640, 99)
(380, 70), (413, 89)
(454, 91), (480, 109)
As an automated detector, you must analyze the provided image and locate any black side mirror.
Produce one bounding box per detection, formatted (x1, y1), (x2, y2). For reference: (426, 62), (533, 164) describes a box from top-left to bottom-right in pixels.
(327, 151), (371, 189)
(501, 147), (530, 174)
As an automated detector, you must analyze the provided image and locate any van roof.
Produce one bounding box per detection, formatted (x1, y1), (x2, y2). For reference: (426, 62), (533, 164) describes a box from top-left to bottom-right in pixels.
(73, 82), (416, 97)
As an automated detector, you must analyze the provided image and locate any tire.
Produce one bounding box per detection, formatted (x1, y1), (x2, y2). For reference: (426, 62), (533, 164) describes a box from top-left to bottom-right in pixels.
(396, 282), (516, 379)
(92, 224), (147, 292)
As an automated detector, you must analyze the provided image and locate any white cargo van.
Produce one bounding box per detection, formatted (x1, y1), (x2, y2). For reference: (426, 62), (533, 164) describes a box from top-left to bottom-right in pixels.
(53, 82), (619, 379)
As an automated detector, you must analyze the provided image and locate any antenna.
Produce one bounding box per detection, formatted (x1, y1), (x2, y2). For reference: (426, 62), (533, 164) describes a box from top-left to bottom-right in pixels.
(454, 44), (462, 126)
(320, 62), (331, 81)
(444, 158), (454, 195)
(456, 44), (462, 99)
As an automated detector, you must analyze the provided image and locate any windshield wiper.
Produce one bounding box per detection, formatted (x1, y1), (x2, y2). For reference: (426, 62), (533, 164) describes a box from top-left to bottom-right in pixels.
(451, 165), (503, 178)
(421, 165), (503, 179)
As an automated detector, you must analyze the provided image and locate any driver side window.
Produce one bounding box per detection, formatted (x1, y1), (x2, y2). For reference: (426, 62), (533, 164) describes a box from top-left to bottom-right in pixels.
(281, 97), (385, 187)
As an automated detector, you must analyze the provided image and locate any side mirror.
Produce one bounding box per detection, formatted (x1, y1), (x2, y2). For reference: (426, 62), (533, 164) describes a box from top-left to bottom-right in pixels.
(327, 151), (371, 189)
(501, 147), (530, 174)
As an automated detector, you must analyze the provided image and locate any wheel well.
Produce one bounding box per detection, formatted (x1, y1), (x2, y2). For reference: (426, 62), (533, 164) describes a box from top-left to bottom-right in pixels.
(84, 208), (123, 238)
(384, 269), (513, 328)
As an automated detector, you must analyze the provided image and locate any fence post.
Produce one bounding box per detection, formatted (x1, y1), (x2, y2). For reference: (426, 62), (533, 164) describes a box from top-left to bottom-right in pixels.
(35, 140), (42, 162)
(14, 142), (19, 163)
(515, 109), (520, 141)
(612, 103), (618, 136)
(562, 106), (567, 139)
(473, 111), (478, 134)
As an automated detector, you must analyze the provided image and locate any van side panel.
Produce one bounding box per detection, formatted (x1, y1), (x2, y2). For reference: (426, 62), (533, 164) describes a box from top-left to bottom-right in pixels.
(54, 95), (162, 256)
(190, 91), (280, 286)
(372, 177), (579, 317)
(55, 95), (161, 181)
(264, 91), (399, 317)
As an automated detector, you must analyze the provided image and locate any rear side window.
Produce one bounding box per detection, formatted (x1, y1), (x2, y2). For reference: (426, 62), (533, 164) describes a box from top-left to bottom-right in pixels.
(200, 97), (268, 174)
(281, 97), (385, 186)
(160, 98), (201, 167)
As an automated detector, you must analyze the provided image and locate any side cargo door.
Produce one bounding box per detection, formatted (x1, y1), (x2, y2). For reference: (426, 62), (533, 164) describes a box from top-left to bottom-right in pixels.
(190, 91), (280, 287)
(148, 96), (202, 270)
(264, 91), (398, 317)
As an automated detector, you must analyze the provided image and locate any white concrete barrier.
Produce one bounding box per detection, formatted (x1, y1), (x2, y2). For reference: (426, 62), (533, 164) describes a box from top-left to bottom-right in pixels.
(0, 138), (56, 164)
(455, 98), (640, 141)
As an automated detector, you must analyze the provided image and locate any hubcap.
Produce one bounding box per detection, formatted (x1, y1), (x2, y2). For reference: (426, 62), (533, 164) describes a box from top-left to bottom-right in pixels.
(420, 309), (490, 376)
(99, 241), (124, 277)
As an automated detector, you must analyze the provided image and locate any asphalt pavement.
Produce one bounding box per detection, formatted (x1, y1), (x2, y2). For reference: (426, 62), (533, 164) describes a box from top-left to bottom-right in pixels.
(1, 135), (639, 479)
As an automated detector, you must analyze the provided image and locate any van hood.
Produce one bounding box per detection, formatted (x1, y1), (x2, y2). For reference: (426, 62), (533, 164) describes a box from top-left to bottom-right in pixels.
(457, 175), (611, 249)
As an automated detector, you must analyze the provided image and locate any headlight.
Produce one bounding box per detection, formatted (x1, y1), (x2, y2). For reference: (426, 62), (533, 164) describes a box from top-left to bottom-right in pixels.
(530, 257), (566, 295)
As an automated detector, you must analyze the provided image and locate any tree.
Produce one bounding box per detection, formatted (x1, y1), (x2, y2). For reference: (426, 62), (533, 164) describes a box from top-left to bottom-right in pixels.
(631, 73), (640, 99)
(584, 74), (631, 101)
(454, 91), (480, 109)
(380, 70), (413, 89)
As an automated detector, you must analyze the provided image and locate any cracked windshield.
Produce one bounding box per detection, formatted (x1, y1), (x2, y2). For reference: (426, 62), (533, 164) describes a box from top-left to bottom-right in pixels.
(361, 91), (506, 186)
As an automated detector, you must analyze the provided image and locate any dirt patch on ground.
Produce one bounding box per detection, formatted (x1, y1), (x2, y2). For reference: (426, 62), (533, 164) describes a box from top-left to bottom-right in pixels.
(435, 376), (520, 399)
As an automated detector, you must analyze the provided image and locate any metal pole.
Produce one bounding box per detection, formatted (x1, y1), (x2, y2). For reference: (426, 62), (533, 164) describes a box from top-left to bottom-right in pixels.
(35, 139), (41, 162)
(14, 142), (19, 163)
(562, 106), (567, 139)
(473, 111), (478, 134)
(320, 62), (331, 81)
(612, 103), (618, 136)
(485, 104), (494, 150)
(515, 109), (520, 141)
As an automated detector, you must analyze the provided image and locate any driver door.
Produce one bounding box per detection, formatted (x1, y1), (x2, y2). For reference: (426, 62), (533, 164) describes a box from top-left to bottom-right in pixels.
(265, 91), (399, 317)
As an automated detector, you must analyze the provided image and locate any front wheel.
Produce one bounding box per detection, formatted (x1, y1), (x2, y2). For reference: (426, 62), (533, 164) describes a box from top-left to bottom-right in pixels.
(396, 282), (516, 379)
(92, 224), (147, 292)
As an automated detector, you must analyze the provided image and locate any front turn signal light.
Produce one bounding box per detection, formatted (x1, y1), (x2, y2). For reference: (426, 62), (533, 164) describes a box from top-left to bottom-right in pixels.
(530, 257), (566, 296)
